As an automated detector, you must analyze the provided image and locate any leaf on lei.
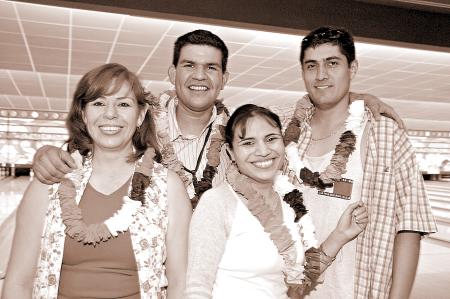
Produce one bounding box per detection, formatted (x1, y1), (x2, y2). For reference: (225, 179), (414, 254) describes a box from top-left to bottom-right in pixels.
(273, 173), (296, 197)
(160, 141), (188, 186)
(300, 167), (333, 189)
(298, 214), (318, 249)
(227, 165), (305, 285)
(285, 96), (362, 190)
(59, 179), (112, 245)
(274, 173), (309, 223)
(58, 149), (160, 246)
(284, 95), (314, 146)
(206, 137), (223, 167)
(104, 196), (141, 236)
(191, 165), (218, 209)
(320, 130), (356, 184)
(346, 100), (365, 133)
(284, 118), (301, 146)
(130, 148), (156, 203)
(151, 91), (229, 206)
(302, 247), (323, 290)
(215, 99), (230, 115)
(285, 144), (305, 178)
(283, 190), (308, 222)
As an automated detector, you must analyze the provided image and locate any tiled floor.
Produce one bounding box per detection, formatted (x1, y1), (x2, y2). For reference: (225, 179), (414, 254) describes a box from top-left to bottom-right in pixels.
(0, 176), (449, 298)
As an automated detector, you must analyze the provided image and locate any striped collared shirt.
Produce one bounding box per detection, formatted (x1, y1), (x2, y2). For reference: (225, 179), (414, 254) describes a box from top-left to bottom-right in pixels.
(292, 96), (437, 298)
(167, 98), (230, 187)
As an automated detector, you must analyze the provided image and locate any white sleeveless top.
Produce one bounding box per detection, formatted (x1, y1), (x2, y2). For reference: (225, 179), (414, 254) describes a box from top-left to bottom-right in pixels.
(212, 184), (288, 299)
(303, 121), (367, 299)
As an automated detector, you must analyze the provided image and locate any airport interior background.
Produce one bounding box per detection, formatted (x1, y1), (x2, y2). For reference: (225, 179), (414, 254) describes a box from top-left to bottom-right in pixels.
(0, 0), (449, 297)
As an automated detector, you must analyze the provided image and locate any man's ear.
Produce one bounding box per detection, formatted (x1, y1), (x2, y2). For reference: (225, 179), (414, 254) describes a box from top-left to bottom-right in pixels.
(168, 65), (176, 85)
(221, 71), (229, 90)
(350, 60), (358, 80)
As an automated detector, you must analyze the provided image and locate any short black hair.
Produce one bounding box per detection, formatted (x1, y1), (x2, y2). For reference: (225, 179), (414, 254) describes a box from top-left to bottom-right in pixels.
(300, 26), (356, 66)
(172, 29), (229, 73)
(225, 104), (282, 149)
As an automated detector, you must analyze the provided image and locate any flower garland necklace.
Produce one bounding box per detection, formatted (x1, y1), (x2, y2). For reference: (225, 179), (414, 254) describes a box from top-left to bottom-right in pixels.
(283, 96), (365, 190)
(149, 90), (229, 208)
(226, 163), (318, 285)
(58, 148), (156, 246)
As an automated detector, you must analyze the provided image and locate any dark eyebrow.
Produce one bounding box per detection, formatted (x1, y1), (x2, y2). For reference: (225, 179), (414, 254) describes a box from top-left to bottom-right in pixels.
(304, 56), (343, 65)
(238, 132), (281, 142)
(207, 62), (221, 67)
(303, 59), (317, 65)
(326, 56), (343, 61)
(238, 136), (254, 142)
(179, 59), (196, 65)
(179, 59), (221, 68)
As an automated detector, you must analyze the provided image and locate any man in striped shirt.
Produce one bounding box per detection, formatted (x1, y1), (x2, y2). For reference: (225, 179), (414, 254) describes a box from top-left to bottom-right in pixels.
(293, 26), (437, 299)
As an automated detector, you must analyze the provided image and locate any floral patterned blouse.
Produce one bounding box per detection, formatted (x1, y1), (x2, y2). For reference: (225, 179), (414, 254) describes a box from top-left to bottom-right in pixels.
(32, 158), (169, 299)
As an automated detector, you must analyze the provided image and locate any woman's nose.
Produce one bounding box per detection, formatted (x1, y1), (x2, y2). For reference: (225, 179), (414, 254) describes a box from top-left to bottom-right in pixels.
(255, 142), (271, 156)
(104, 103), (118, 119)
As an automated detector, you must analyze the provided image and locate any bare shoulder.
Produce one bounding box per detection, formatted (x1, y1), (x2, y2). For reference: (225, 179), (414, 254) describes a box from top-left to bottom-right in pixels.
(166, 169), (191, 208)
(167, 169), (185, 191)
(17, 179), (50, 220)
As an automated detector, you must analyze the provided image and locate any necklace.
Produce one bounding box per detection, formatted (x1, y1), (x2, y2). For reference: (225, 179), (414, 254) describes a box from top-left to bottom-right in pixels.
(284, 96), (365, 190)
(311, 120), (346, 141)
(149, 91), (229, 208)
(226, 163), (317, 285)
(58, 148), (156, 246)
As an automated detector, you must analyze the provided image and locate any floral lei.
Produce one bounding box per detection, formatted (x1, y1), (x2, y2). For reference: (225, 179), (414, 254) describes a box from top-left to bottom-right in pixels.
(226, 163), (318, 286)
(148, 90), (229, 208)
(283, 95), (365, 190)
(57, 148), (156, 246)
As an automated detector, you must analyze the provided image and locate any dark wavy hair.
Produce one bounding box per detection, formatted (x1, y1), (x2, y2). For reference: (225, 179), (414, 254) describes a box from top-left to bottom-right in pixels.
(225, 104), (282, 149)
(172, 29), (229, 73)
(300, 26), (356, 66)
(66, 63), (159, 162)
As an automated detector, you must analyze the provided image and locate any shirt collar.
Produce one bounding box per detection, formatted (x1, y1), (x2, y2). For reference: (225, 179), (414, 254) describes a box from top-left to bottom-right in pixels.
(168, 97), (218, 141)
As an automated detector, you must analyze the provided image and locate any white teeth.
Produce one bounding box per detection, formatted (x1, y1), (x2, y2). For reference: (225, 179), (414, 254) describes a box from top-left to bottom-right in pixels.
(316, 85), (330, 89)
(253, 160), (274, 168)
(189, 85), (208, 91)
(100, 126), (121, 132)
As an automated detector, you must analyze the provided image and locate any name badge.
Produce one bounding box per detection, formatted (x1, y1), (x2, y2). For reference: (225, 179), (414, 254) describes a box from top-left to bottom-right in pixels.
(318, 178), (353, 200)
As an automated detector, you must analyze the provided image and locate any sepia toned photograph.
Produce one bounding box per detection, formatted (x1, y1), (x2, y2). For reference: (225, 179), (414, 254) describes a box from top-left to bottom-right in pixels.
(0, 0), (449, 298)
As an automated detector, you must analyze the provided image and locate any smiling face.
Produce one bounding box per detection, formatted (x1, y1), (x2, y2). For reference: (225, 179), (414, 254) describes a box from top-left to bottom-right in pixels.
(82, 82), (146, 153)
(169, 44), (229, 113)
(229, 115), (285, 186)
(302, 43), (358, 109)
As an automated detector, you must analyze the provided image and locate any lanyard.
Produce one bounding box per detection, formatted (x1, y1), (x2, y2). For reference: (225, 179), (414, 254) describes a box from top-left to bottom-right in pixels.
(182, 123), (213, 177)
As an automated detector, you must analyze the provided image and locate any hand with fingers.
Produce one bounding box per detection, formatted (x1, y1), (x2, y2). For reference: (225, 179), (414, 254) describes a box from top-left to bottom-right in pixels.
(335, 201), (369, 242)
(350, 92), (405, 129)
(32, 145), (77, 185)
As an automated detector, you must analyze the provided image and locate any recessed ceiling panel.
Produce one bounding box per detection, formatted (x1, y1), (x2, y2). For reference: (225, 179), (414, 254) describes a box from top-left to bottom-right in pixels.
(0, 0), (449, 132)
